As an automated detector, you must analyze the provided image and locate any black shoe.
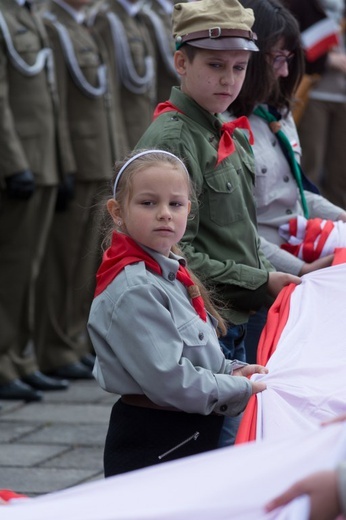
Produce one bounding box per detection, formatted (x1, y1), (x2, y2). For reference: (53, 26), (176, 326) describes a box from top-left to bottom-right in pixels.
(47, 362), (94, 380)
(80, 353), (96, 369)
(0, 379), (43, 402)
(22, 371), (69, 391)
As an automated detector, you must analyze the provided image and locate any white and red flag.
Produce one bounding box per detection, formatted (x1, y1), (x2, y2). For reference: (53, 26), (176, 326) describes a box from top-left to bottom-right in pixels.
(301, 17), (340, 62)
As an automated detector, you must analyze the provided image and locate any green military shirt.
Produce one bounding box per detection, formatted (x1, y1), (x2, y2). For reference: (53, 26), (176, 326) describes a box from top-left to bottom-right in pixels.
(137, 86), (274, 325)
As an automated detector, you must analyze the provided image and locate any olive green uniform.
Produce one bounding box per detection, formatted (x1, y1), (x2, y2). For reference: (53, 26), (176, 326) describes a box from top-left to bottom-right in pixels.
(0, 0), (73, 383)
(33, 0), (125, 372)
(141, 0), (179, 103)
(89, 0), (156, 150)
(137, 87), (274, 326)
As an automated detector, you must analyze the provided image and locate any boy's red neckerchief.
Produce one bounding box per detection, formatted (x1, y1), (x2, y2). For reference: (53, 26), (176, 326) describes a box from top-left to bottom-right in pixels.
(153, 101), (254, 166)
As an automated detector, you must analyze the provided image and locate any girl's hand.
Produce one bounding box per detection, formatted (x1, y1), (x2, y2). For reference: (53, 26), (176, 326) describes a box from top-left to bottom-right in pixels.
(233, 364), (268, 378)
(233, 364), (268, 395)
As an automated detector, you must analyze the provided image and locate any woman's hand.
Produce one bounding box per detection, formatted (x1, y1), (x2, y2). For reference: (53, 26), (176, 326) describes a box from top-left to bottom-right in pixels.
(299, 255), (334, 275)
(265, 471), (340, 520)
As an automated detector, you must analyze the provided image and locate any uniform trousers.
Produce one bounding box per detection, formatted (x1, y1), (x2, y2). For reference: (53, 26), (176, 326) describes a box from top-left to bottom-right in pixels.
(0, 186), (56, 384)
(35, 180), (105, 371)
(104, 399), (224, 477)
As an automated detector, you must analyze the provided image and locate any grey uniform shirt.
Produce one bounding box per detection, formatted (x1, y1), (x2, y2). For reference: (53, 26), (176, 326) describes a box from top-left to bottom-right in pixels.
(247, 108), (344, 274)
(88, 247), (252, 417)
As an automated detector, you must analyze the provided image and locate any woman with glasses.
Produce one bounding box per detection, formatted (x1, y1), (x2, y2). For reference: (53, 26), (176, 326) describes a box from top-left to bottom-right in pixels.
(225, 0), (346, 363)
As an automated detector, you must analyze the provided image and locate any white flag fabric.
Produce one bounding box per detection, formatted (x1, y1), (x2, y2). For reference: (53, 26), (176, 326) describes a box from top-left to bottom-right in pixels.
(2, 263), (346, 520)
(253, 262), (346, 442)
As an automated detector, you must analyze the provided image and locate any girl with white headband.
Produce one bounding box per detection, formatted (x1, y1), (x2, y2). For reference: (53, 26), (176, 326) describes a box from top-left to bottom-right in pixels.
(87, 149), (268, 477)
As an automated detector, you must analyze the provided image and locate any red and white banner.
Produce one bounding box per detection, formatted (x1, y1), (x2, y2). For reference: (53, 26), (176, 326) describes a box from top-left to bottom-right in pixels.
(301, 17), (340, 62)
(237, 261), (346, 446)
(279, 216), (346, 261)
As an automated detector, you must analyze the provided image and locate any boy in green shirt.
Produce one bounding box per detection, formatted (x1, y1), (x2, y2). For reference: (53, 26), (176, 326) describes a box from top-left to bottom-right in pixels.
(136, 0), (300, 446)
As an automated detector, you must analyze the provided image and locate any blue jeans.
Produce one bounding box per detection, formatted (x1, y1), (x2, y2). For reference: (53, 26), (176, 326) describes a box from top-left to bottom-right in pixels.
(218, 324), (247, 448)
(244, 307), (268, 364)
(219, 323), (247, 362)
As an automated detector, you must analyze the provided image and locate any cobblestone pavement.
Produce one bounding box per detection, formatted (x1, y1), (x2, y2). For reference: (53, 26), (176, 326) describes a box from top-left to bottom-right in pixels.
(0, 379), (116, 497)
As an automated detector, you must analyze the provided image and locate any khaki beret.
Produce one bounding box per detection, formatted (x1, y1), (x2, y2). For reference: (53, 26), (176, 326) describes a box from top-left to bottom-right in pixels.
(173, 0), (258, 52)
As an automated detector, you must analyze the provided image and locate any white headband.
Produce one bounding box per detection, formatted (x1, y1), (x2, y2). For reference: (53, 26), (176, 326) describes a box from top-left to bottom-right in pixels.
(113, 149), (189, 199)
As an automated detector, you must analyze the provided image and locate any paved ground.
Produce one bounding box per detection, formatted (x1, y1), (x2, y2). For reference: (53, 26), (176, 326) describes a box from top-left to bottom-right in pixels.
(0, 379), (117, 497)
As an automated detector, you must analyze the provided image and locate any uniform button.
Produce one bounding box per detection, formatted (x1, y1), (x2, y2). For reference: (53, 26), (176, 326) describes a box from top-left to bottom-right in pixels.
(226, 182), (232, 191)
(198, 332), (204, 340)
(168, 272), (176, 281)
(220, 404), (227, 412)
(261, 167), (267, 174)
(283, 175), (289, 182)
(272, 140), (277, 147)
(285, 209), (293, 215)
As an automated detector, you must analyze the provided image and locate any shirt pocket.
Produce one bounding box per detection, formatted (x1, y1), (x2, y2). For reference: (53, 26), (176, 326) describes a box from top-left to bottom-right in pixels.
(204, 163), (246, 226)
(178, 317), (222, 369)
(178, 317), (210, 349)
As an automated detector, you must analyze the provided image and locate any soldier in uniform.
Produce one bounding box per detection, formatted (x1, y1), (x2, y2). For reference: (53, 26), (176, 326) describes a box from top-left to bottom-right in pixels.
(88, 0), (156, 150)
(0, 0), (74, 400)
(34, 0), (126, 379)
(141, 0), (179, 103)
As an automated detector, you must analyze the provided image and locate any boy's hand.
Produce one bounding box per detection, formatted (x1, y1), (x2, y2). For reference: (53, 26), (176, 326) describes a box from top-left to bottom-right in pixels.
(268, 272), (301, 298)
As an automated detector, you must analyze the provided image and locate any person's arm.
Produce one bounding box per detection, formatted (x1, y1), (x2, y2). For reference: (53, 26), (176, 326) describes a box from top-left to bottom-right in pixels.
(305, 191), (346, 222)
(89, 274), (257, 416)
(0, 33), (29, 180)
(260, 224), (335, 276)
(266, 413), (346, 518)
(265, 470), (342, 519)
(260, 236), (305, 275)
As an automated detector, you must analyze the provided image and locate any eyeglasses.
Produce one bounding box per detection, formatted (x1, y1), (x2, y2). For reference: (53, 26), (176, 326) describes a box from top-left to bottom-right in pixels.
(270, 51), (295, 70)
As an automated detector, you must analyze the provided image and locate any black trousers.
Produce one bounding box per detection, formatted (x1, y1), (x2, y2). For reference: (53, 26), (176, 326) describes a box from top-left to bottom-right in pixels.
(104, 399), (224, 477)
